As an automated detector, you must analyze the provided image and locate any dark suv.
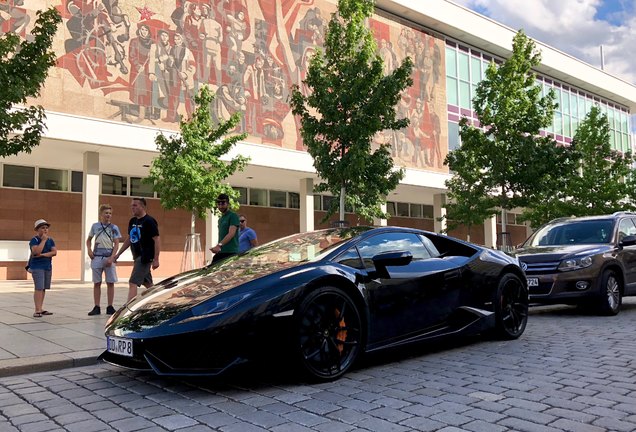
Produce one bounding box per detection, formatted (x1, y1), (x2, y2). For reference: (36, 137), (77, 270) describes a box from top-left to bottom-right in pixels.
(515, 212), (636, 315)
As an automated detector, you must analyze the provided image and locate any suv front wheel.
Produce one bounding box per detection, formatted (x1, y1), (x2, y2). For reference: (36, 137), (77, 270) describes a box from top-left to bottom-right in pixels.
(597, 269), (622, 316)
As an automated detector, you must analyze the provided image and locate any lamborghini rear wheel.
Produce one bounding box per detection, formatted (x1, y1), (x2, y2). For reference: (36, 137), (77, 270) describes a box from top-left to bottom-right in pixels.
(295, 287), (363, 381)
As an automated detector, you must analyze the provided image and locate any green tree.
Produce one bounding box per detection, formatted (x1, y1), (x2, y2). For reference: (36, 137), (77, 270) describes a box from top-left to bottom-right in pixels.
(0, 7), (61, 157)
(522, 106), (635, 226)
(445, 30), (567, 240)
(145, 86), (249, 234)
(289, 0), (413, 222)
(443, 148), (494, 242)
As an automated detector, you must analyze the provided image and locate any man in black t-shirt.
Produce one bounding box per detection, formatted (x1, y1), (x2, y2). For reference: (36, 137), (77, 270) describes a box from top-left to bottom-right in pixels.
(115, 198), (161, 301)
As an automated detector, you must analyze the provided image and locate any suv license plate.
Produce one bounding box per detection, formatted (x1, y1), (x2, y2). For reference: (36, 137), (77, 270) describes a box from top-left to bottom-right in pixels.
(527, 277), (539, 287)
(107, 336), (133, 357)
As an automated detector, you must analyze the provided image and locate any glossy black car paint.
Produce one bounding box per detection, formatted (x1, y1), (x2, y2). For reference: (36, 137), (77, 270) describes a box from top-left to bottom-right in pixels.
(101, 226), (527, 379)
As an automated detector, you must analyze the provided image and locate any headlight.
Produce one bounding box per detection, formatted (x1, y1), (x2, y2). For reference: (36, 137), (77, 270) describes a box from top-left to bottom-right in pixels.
(190, 292), (252, 317)
(558, 256), (593, 271)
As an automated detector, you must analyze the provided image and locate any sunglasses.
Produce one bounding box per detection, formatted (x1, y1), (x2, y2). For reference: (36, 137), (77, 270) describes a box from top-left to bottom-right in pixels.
(239, 220), (246, 223)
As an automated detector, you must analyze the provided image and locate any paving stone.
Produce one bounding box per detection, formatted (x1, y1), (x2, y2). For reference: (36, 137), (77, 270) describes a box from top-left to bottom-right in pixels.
(548, 418), (605, 432)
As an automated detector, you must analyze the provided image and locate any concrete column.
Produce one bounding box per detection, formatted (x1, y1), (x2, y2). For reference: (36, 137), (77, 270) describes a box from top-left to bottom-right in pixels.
(300, 178), (314, 232)
(205, 209), (219, 263)
(81, 152), (100, 282)
(433, 193), (447, 234)
(373, 203), (387, 227)
(484, 215), (497, 248)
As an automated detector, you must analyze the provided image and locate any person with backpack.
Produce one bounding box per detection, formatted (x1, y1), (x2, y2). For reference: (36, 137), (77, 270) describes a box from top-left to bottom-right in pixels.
(29, 219), (57, 318)
(86, 204), (122, 316)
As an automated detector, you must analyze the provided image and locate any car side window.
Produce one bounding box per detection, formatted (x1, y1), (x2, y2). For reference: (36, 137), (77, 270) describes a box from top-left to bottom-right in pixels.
(357, 232), (432, 269)
(418, 234), (441, 257)
(617, 218), (636, 242)
(334, 247), (364, 269)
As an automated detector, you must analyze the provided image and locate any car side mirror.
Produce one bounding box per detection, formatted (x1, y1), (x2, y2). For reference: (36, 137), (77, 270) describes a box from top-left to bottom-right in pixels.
(372, 250), (413, 268)
(619, 235), (636, 247)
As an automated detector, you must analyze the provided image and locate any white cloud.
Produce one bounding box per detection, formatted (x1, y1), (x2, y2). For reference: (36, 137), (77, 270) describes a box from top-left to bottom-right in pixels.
(450, 0), (636, 84)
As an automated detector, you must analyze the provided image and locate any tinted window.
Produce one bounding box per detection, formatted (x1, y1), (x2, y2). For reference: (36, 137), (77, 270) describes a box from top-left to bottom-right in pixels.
(334, 247), (364, 269)
(617, 218), (636, 242)
(357, 232), (432, 269)
(419, 235), (441, 257)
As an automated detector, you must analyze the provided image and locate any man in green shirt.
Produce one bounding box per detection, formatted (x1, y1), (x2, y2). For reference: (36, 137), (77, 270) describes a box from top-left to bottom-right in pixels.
(210, 193), (240, 263)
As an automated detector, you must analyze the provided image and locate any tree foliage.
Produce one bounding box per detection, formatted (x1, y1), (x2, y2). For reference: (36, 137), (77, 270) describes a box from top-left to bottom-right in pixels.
(521, 106), (635, 227)
(145, 86), (249, 230)
(289, 0), (413, 222)
(0, 7), (61, 157)
(445, 30), (568, 232)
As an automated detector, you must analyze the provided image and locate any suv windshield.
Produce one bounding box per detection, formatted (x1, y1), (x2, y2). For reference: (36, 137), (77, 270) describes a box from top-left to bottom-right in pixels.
(527, 219), (614, 246)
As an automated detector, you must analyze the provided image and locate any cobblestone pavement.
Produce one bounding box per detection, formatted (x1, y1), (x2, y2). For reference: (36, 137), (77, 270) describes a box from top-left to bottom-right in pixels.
(1, 301), (636, 432)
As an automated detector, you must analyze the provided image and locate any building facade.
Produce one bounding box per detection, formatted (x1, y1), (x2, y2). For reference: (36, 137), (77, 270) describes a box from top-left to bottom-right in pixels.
(1, 0), (635, 280)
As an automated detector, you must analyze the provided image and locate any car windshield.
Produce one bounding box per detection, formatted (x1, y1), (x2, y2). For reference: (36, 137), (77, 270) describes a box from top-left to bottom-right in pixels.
(220, 226), (372, 266)
(527, 219), (614, 246)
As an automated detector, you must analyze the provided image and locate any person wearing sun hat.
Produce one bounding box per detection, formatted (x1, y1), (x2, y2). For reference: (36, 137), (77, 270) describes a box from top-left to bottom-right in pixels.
(29, 218), (57, 318)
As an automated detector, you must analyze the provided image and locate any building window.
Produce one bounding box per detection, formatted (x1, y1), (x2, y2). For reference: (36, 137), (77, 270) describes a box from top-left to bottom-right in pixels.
(396, 202), (409, 217)
(102, 174), (127, 195)
(2, 164), (34, 189)
(288, 192), (300, 209)
(322, 195), (336, 212)
(71, 171), (83, 192)
(249, 188), (267, 206)
(269, 190), (287, 208)
(38, 168), (68, 191)
(387, 201), (396, 217)
(423, 205), (434, 219)
(130, 177), (154, 197)
(233, 187), (247, 205)
(314, 195), (322, 210)
(410, 204), (423, 218)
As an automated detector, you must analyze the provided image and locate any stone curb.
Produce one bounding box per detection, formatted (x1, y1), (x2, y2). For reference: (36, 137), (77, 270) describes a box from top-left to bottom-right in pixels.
(0, 350), (102, 378)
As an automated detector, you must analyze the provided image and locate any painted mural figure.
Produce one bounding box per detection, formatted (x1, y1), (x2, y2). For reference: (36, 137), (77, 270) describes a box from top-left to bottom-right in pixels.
(128, 24), (153, 119)
(148, 29), (172, 110)
(200, 4), (223, 86)
(183, 2), (205, 84)
(0, 0), (30, 35)
(164, 33), (195, 122)
(225, 10), (247, 62)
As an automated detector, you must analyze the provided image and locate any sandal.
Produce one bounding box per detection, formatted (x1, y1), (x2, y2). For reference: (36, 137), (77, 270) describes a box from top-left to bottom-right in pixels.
(33, 312), (42, 318)
(41, 311), (53, 315)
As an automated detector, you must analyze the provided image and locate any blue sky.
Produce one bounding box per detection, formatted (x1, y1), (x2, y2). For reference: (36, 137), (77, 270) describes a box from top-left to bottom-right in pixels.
(451, 0), (636, 85)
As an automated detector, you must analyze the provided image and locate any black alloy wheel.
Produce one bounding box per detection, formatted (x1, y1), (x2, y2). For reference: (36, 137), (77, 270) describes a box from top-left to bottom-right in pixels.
(296, 287), (363, 381)
(493, 273), (528, 339)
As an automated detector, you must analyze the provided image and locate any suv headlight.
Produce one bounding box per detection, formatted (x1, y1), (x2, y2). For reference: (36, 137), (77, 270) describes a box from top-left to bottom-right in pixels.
(558, 256), (593, 271)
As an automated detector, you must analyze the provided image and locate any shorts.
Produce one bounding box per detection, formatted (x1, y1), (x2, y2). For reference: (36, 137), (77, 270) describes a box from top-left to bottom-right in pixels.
(129, 257), (153, 287)
(91, 256), (118, 284)
(31, 269), (52, 291)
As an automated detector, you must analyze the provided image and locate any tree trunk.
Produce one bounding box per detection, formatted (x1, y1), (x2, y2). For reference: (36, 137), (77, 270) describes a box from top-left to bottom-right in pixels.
(339, 186), (346, 222)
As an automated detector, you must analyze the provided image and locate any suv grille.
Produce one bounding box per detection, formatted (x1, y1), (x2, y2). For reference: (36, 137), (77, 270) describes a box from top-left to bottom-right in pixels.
(524, 261), (560, 273)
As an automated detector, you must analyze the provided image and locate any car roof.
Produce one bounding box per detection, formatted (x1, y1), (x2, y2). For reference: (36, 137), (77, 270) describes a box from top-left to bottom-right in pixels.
(547, 212), (635, 224)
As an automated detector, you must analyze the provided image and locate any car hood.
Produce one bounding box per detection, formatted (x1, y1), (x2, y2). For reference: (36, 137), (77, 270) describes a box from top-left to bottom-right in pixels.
(129, 259), (300, 312)
(107, 258), (304, 334)
(515, 244), (612, 261)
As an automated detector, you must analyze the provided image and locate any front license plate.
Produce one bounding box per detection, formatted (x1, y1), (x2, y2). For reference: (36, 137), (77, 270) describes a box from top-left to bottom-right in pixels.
(527, 277), (539, 287)
(107, 336), (133, 357)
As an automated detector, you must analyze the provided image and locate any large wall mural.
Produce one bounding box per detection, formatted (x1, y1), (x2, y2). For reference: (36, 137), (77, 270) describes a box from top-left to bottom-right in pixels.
(7, 0), (448, 172)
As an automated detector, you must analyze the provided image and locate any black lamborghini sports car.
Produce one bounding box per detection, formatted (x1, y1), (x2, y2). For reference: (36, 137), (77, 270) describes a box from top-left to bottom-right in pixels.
(101, 226), (528, 381)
